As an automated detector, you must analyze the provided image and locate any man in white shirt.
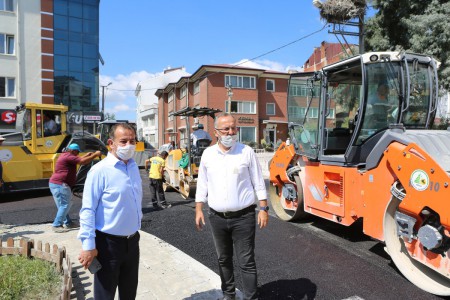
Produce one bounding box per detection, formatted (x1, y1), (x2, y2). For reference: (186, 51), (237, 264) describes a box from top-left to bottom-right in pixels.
(44, 113), (58, 136)
(195, 113), (268, 300)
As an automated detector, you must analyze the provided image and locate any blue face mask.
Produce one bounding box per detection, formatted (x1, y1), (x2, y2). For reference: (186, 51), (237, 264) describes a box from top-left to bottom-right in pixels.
(220, 135), (238, 148)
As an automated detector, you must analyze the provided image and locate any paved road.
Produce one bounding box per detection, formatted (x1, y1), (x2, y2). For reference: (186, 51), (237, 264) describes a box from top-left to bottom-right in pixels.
(0, 169), (446, 299)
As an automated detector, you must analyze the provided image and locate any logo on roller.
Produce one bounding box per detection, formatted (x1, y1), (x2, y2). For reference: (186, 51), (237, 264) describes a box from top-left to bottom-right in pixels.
(410, 169), (429, 191)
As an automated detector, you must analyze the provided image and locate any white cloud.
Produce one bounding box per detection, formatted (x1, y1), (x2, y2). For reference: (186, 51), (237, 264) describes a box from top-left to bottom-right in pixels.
(232, 59), (303, 73)
(99, 71), (158, 119)
(112, 103), (132, 112)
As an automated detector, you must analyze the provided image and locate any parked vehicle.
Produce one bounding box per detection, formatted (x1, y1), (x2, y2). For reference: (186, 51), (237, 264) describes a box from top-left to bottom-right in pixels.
(269, 51), (449, 295)
(0, 103), (107, 194)
(164, 106), (221, 199)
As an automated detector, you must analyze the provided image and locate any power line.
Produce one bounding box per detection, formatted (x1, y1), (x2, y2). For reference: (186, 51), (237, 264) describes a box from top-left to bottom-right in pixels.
(108, 25), (327, 92)
(232, 24), (327, 69)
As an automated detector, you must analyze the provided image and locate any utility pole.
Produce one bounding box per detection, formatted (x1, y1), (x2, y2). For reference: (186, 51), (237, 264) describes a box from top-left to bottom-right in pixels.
(226, 84), (233, 113)
(312, 0), (365, 54)
(101, 82), (112, 119)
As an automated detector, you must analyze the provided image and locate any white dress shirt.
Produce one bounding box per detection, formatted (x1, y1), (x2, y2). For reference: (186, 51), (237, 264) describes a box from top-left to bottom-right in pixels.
(195, 142), (267, 212)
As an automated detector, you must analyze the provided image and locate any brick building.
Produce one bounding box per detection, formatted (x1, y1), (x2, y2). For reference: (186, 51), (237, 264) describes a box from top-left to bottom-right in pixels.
(156, 65), (290, 149)
(303, 41), (355, 72)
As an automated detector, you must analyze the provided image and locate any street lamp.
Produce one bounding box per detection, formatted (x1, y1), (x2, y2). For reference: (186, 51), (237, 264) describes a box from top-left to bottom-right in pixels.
(101, 82), (112, 118)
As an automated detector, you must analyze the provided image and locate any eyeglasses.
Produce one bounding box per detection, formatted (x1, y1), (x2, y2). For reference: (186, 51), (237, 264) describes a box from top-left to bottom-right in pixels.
(215, 127), (237, 134)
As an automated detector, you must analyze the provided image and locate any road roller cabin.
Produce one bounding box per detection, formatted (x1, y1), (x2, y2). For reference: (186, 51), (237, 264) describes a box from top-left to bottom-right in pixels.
(269, 52), (450, 295)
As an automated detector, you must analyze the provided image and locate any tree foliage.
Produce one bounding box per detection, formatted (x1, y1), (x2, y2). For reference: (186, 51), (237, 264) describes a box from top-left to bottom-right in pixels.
(104, 112), (116, 120)
(364, 0), (450, 89)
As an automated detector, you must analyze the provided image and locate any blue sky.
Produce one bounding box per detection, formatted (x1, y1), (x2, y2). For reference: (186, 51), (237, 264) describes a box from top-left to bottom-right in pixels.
(99, 1), (363, 121)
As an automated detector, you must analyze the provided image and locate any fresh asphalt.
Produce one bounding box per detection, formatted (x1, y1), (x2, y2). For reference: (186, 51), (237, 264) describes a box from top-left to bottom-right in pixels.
(0, 166), (446, 299)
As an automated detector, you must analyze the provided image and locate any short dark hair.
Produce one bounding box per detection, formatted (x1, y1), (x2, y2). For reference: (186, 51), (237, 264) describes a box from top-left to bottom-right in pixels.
(109, 123), (136, 140)
(159, 151), (168, 158)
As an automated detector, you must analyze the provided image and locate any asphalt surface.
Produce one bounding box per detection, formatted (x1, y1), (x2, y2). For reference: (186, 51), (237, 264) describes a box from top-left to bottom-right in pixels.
(1, 168), (448, 299)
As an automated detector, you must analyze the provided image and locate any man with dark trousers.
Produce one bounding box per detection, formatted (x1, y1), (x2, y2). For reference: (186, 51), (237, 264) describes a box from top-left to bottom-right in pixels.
(145, 151), (171, 209)
(195, 113), (269, 300)
(78, 123), (142, 299)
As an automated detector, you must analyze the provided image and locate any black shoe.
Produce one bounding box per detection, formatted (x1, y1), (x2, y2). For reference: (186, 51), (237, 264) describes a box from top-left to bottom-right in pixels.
(153, 205), (161, 210)
(160, 203), (172, 209)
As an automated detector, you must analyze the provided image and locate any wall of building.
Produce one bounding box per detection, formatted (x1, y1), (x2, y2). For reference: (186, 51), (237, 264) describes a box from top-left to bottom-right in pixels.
(0, 0), (42, 111)
(156, 66), (291, 149)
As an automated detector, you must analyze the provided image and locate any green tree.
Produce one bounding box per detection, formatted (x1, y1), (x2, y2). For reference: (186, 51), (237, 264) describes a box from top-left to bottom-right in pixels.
(365, 0), (450, 89)
(104, 112), (116, 120)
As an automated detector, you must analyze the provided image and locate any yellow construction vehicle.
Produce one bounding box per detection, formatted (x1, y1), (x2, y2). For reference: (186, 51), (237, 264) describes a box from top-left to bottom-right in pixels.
(96, 120), (153, 167)
(0, 103), (107, 195)
(163, 107), (221, 199)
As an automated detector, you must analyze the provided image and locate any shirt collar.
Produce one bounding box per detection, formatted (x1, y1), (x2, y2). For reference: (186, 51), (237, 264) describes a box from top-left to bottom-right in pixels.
(214, 142), (238, 154)
(105, 152), (136, 167)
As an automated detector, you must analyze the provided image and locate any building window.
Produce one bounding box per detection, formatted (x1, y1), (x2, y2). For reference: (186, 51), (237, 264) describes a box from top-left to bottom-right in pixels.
(266, 79), (275, 92)
(226, 100), (256, 114)
(288, 106), (321, 118)
(149, 134), (155, 143)
(168, 91), (174, 103)
(225, 75), (256, 89)
(238, 127), (256, 143)
(149, 115), (155, 126)
(289, 85), (320, 97)
(0, 0), (13, 12)
(0, 77), (15, 97)
(168, 111), (173, 121)
(266, 103), (275, 115)
(194, 81), (200, 94)
(180, 85), (187, 99)
(328, 108), (335, 119)
(0, 34), (14, 55)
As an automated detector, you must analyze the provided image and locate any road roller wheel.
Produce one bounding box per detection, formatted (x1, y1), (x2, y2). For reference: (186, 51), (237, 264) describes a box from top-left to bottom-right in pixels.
(384, 197), (450, 295)
(162, 171), (174, 192)
(162, 182), (173, 192)
(269, 175), (308, 221)
(179, 180), (196, 200)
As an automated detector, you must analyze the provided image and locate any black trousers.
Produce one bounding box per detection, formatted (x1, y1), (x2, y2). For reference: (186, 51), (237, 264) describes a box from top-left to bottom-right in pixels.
(94, 231), (140, 300)
(209, 209), (258, 300)
(149, 178), (167, 206)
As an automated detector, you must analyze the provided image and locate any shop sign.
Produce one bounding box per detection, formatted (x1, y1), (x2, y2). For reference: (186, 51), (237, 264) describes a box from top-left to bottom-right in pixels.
(67, 111), (103, 124)
(0, 110), (16, 125)
(238, 117), (254, 124)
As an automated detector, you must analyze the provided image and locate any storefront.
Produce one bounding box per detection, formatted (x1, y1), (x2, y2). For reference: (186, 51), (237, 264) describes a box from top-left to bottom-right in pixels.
(67, 111), (103, 134)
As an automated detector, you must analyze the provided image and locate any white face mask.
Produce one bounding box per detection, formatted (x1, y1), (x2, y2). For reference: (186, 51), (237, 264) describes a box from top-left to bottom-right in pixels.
(115, 144), (136, 161)
(220, 135), (238, 148)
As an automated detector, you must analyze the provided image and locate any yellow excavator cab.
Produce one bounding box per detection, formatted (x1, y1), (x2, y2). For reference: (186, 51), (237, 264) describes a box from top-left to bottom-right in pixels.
(0, 103), (107, 194)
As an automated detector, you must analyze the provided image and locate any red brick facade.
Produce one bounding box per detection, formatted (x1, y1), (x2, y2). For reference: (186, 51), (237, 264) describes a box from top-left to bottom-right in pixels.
(303, 41), (355, 72)
(156, 65), (290, 148)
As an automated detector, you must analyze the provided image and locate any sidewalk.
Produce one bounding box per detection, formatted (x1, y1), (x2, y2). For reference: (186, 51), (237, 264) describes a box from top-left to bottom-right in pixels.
(0, 223), (238, 300)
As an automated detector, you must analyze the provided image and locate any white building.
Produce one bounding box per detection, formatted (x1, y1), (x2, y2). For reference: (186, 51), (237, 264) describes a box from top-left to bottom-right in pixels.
(0, 0), (101, 134)
(0, 0), (42, 133)
(135, 67), (189, 148)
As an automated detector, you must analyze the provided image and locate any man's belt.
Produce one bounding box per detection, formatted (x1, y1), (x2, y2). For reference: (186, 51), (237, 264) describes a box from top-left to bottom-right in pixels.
(210, 205), (256, 219)
(96, 230), (138, 239)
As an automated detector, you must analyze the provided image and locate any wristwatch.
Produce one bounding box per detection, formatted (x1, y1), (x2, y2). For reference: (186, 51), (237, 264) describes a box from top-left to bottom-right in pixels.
(260, 206), (270, 212)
